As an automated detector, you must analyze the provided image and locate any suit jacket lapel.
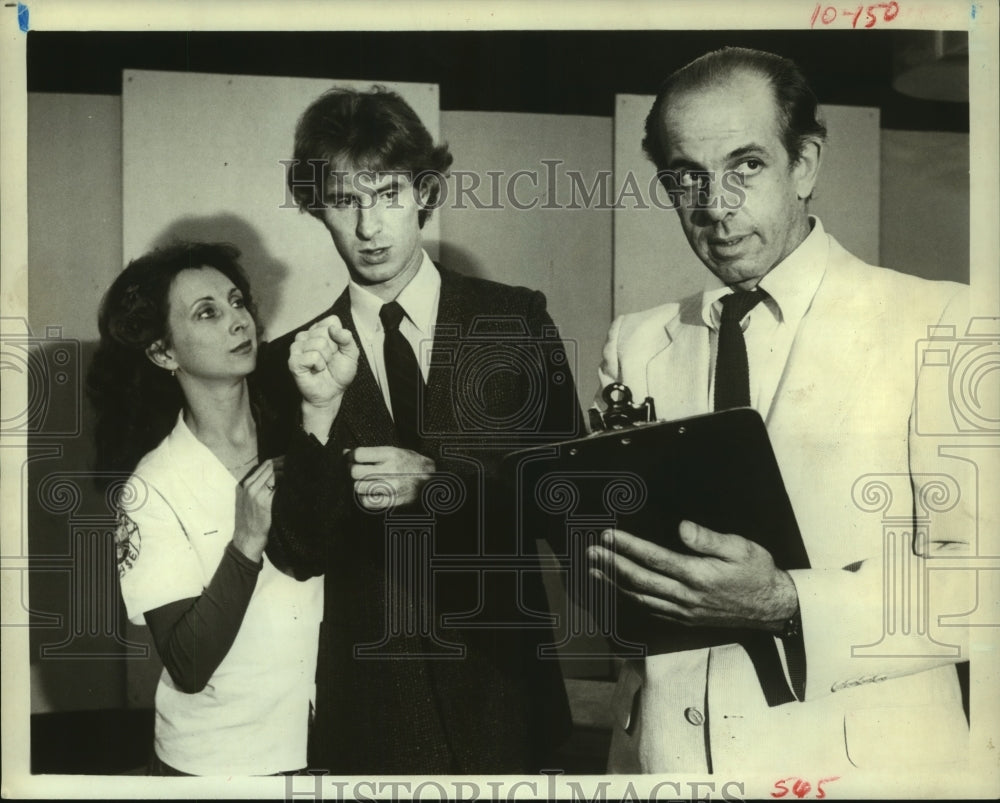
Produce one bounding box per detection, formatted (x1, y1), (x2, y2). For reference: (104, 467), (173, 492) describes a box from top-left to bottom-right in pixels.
(767, 236), (867, 434)
(645, 295), (712, 420)
(332, 288), (398, 446)
(423, 266), (463, 437)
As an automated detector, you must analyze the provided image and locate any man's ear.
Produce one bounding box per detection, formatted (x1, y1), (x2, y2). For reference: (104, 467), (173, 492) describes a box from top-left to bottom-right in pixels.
(415, 173), (435, 209)
(145, 340), (177, 372)
(793, 138), (822, 200)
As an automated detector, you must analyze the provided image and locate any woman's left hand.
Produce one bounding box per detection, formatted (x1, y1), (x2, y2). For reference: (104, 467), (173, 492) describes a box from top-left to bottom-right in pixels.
(233, 459), (277, 563)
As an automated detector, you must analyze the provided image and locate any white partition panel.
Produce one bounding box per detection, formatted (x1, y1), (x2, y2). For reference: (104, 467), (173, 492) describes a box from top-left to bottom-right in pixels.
(123, 71), (439, 339)
(614, 95), (880, 316)
(439, 111), (613, 414)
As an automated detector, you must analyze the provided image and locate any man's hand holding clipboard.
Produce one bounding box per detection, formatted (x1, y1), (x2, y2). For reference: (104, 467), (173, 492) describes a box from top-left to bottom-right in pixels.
(588, 519), (799, 635)
(502, 382), (809, 656)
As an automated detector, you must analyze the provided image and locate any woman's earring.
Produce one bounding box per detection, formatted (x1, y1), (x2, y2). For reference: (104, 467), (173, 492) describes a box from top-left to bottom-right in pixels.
(171, 370), (176, 377)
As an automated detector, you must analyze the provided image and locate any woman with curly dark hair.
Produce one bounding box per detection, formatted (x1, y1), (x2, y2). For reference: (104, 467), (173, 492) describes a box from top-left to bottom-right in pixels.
(88, 241), (356, 775)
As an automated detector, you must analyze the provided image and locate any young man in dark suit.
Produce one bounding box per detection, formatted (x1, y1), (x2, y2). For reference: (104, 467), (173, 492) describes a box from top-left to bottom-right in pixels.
(260, 86), (584, 774)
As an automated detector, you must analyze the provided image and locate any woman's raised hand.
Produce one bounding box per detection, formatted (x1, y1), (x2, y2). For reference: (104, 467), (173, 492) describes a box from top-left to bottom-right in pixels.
(233, 458), (277, 563)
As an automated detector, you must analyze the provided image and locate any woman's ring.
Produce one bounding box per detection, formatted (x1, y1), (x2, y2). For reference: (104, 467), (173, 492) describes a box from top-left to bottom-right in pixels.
(266, 483), (275, 492)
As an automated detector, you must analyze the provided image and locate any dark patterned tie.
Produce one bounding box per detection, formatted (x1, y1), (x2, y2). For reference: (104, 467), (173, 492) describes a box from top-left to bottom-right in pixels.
(380, 301), (424, 449)
(714, 290), (766, 411)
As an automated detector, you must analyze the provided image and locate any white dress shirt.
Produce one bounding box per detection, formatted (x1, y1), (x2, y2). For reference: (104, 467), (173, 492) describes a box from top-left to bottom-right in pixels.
(348, 251), (440, 420)
(701, 217), (829, 421)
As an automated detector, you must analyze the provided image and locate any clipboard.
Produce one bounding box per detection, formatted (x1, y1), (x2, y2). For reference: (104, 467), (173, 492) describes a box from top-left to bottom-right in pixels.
(502, 405), (809, 654)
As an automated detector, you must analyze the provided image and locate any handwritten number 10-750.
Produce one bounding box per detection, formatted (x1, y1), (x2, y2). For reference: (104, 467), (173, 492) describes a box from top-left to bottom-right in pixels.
(811, 2), (900, 27)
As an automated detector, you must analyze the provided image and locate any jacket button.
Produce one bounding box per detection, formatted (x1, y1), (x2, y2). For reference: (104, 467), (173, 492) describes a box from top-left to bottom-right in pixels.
(684, 706), (704, 726)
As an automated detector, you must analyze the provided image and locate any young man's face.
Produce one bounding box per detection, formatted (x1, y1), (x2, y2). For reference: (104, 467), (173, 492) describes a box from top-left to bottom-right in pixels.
(658, 72), (819, 289)
(320, 166), (429, 302)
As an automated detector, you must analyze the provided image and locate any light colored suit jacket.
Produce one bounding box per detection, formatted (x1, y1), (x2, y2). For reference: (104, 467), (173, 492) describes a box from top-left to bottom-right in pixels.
(599, 232), (973, 776)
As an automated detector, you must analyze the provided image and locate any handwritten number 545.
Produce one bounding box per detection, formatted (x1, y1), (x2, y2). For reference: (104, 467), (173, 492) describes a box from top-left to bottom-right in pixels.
(772, 776), (840, 800)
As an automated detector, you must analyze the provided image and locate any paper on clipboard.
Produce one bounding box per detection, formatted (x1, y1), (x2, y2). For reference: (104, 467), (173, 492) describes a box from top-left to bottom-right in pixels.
(502, 406), (809, 654)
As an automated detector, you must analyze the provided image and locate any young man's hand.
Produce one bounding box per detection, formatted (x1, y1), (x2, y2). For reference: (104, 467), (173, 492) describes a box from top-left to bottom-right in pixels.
(289, 315), (359, 440)
(350, 446), (435, 510)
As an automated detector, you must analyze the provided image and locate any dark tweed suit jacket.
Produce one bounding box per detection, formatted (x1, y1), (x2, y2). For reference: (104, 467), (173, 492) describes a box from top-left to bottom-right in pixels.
(259, 264), (583, 774)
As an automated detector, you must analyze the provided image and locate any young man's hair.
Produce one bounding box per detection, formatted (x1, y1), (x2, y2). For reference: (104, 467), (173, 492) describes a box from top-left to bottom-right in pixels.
(288, 85), (453, 227)
(643, 47), (828, 171)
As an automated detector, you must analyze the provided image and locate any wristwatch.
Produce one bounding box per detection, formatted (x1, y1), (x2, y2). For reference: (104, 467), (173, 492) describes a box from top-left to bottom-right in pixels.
(779, 608), (802, 640)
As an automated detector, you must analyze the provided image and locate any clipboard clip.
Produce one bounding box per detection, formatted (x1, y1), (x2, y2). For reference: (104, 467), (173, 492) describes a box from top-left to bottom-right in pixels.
(589, 383), (657, 432)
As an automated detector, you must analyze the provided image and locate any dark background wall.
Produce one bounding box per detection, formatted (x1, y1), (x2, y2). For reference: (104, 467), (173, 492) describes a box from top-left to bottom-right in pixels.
(26, 29), (968, 132)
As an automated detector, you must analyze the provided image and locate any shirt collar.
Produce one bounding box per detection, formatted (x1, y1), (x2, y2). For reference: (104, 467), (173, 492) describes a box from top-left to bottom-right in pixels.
(700, 216), (828, 329)
(166, 409), (238, 488)
(349, 250), (439, 335)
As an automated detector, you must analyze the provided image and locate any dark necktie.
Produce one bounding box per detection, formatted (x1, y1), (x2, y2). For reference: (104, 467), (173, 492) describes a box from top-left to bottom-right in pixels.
(712, 288), (799, 705)
(714, 290), (766, 411)
(380, 301), (424, 450)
